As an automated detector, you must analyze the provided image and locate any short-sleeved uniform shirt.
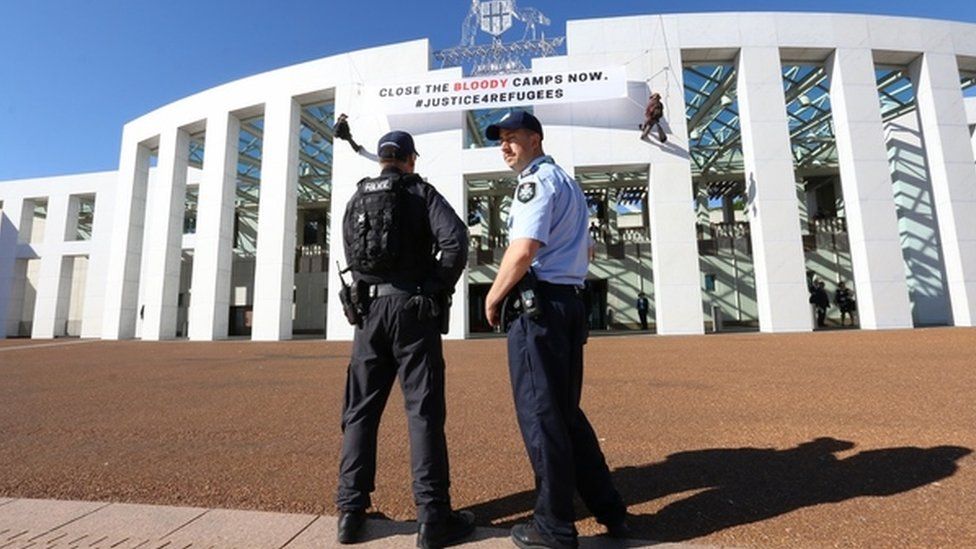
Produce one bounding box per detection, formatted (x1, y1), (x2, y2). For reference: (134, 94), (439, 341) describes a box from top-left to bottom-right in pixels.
(506, 155), (589, 286)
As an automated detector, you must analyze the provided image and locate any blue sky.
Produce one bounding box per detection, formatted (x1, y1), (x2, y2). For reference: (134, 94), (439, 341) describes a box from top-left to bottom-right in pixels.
(1, 0), (973, 180)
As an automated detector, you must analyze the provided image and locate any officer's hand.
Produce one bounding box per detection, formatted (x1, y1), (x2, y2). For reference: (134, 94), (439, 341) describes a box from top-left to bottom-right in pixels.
(404, 294), (442, 321)
(485, 293), (502, 328)
(334, 114), (352, 141)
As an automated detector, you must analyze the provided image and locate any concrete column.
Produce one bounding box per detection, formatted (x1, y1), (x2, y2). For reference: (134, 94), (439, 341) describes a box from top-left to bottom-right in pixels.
(644, 48), (705, 335)
(885, 112), (952, 325)
(827, 48), (913, 329)
(722, 199), (735, 223)
(189, 111), (241, 340)
(0, 197), (26, 338)
(16, 199), (38, 244)
(63, 195), (81, 242)
(81, 191), (112, 338)
(971, 122), (976, 162)
(736, 46), (812, 332)
(57, 256), (76, 335)
(31, 195), (70, 338)
(911, 53), (976, 326)
(696, 187), (710, 226)
(102, 136), (152, 339)
(252, 96), (300, 341)
(141, 127), (190, 340)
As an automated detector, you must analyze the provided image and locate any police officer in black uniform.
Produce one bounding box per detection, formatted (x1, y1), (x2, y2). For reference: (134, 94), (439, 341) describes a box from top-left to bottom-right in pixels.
(484, 112), (629, 549)
(335, 130), (475, 548)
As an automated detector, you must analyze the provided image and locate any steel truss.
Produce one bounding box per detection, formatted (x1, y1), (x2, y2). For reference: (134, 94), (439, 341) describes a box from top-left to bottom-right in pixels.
(181, 102), (337, 214)
(684, 60), (976, 181)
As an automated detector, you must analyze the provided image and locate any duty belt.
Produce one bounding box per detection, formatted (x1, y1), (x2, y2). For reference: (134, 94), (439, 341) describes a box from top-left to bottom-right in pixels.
(368, 282), (420, 298)
(537, 281), (584, 296)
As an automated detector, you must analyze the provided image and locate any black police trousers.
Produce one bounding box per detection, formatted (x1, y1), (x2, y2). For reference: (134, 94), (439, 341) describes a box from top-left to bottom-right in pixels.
(507, 283), (627, 547)
(336, 293), (451, 523)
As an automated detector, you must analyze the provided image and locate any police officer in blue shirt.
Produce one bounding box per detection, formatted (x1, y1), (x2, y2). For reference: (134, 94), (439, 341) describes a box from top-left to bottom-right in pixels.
(484, 111), (629, 548)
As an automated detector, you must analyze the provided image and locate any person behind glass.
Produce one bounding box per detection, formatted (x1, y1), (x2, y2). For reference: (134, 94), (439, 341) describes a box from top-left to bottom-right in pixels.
(335, 130), (474, 548)
(636, 292), (649, 331)
(809, 279), (830, 328)
(483, 111), (629, 549)
(835, 280), (856, 327)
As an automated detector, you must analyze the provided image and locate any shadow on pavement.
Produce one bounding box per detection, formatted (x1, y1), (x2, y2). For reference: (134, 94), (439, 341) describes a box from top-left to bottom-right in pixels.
(357, 512), (416, 542)
(465, 437), (972, 542)
(357, 512), (514, 545)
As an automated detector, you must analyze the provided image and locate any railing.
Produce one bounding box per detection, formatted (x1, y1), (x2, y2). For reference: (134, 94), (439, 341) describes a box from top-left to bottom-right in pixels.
(698, 222), (752, 256)
(617, 227), (651, 243)
(295, 244), (328, 273)
(468, 216), (847, 264)
(698, 222), (751, 241)
(298, 244), (327, 257)
(468, 235), (505, 267)
(470, 234), (509, 251)
(808, 216), (847, 234)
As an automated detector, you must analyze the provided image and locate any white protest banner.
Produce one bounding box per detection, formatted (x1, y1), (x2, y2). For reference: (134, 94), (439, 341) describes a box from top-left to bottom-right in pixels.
(368, 67), (627, 114)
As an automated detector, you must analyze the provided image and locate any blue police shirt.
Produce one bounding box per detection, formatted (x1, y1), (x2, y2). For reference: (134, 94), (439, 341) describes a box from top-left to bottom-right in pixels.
(507, 155), (589, 286)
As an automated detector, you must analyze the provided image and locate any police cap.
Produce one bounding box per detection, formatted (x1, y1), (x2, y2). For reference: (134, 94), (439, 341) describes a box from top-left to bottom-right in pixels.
(485, 110), (544, 141)
(377, 130), (420, 160)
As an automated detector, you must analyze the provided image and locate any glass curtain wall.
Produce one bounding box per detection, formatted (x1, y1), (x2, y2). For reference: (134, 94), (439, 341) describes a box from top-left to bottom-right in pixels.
(684, 63), (758, 330)
(780, 63), (853, 328)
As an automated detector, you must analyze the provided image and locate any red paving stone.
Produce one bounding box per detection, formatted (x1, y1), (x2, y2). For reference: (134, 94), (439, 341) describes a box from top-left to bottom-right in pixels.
(1, 328), (974, 547)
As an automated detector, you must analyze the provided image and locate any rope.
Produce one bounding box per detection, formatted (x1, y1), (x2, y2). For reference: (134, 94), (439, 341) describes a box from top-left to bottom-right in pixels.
(617, 13), (677, 109)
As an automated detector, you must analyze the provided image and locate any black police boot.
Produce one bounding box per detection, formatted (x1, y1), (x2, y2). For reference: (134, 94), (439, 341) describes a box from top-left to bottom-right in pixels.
(604, 514), (633, 539)
(337, 510), (366, 544)
(510, 522), (573, 549)
(416, 510), (476, 549)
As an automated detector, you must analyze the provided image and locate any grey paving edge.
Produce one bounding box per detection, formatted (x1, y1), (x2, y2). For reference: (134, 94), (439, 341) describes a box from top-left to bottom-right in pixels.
(0, 499), (715, 548)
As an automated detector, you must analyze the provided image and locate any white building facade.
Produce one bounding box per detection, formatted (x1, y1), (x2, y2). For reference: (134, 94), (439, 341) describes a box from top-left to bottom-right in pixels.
(2, 12), (976, 341)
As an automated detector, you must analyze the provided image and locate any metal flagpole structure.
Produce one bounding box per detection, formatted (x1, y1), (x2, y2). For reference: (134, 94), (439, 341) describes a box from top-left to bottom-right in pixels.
(434, 0), (564, 76)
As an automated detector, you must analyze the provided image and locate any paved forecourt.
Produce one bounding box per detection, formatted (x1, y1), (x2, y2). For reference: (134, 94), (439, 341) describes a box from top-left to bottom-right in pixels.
(1, 329), (975, 547)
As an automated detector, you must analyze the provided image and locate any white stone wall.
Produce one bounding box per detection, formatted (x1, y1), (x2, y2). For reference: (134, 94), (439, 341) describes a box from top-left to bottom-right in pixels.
(0, 172), (115, 339)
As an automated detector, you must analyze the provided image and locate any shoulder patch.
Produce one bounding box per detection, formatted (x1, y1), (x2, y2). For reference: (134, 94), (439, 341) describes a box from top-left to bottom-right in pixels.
(516, 181), (536, 203)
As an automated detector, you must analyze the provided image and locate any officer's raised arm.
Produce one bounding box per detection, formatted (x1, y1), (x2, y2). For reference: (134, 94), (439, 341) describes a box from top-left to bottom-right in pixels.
(333, 113), (380, 161)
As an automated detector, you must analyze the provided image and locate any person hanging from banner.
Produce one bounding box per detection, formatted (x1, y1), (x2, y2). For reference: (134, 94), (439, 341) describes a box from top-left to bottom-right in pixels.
(639, 92), (667, 143)
(333, 113), (380, 161)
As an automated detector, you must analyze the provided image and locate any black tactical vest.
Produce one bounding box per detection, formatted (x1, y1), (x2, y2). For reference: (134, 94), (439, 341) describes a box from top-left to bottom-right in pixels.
(345, 174), (413, 276)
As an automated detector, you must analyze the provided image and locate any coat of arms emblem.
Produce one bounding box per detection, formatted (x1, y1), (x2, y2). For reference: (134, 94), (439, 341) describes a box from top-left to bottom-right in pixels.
(479, 0), (514, 37)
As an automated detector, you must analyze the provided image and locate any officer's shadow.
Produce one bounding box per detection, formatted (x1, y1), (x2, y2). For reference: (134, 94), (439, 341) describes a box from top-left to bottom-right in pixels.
(464, 437), (971, 542)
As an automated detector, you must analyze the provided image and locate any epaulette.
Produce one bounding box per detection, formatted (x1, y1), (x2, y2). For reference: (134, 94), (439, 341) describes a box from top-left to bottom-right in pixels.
(519, 156), (555, 179)
(521, 164), (541, 178)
